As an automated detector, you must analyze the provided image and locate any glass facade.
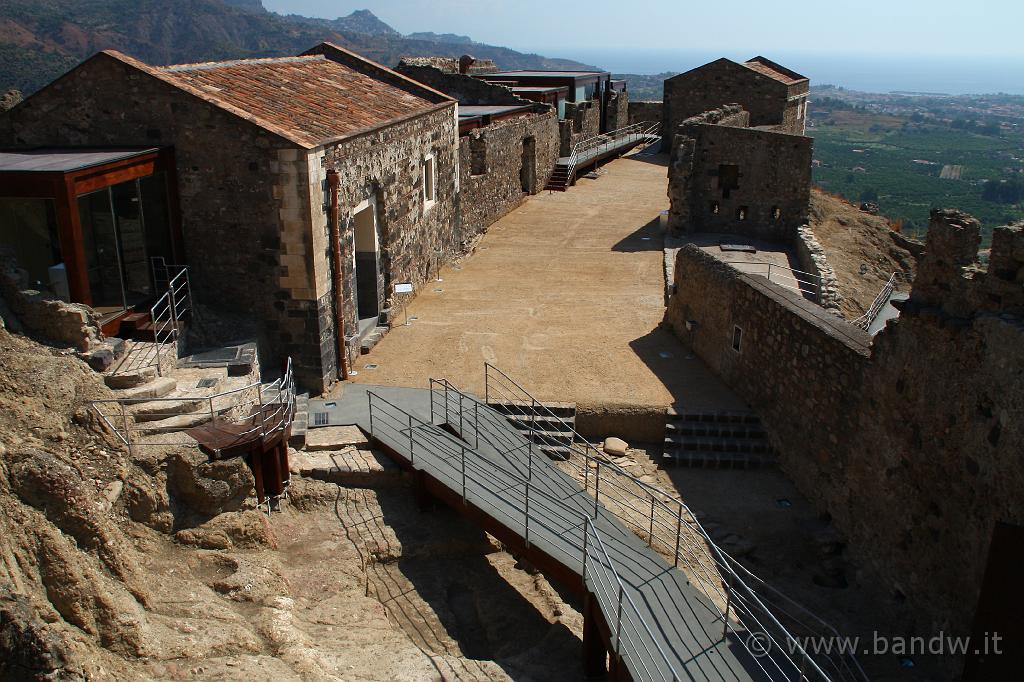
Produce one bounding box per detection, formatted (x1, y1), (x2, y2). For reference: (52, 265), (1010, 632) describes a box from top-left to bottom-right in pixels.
(0, 198), (61, 290)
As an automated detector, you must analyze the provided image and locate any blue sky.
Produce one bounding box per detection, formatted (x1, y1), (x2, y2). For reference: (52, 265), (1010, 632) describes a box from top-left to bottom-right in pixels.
(263, 0), (1024, 58)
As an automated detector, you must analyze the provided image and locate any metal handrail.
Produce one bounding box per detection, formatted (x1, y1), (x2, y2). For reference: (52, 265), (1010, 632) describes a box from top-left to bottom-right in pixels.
(851, 272), (898, 331)
(476, 364), (867, 681)
(367, 389), (685, 681)
(725, 261), (823, 302)
(91, 358), (294, 459)
(565, 122), (661, 186)
(111, 261), (191, 377)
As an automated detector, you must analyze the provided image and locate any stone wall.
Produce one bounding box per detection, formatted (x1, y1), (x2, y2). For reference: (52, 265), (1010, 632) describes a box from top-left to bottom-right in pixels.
(316, 106), (460, 385)
(663, 59), (807, 142)
(668, 106), (812, 241)
(457, 111), (559, 243)
(398, 56), (498, 75)
(794, 225), (843, 313)
(0, 253), (103, 352)
(395, 62), (525, 105)
(0, 53), (308, 375)
(628, 101), (663, 129)
(559, 100), (600, 156)
(665, 210), (1024, 645)
(606, 89), (630, 132)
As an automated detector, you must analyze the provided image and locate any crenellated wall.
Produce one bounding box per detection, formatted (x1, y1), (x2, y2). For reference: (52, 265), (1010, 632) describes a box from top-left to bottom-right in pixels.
(665, 210), (1024, 650)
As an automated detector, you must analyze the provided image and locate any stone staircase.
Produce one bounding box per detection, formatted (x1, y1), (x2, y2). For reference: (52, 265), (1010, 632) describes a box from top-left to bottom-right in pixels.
(662, 407), (776, 469)
(486, 399), (577, 460)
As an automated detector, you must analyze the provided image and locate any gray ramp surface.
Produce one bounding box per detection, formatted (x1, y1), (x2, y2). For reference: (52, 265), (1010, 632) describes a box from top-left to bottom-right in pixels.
(314, 384), (769, 682)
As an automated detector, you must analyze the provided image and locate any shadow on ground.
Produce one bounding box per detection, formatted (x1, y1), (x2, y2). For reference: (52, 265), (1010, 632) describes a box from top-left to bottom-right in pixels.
(334, 485), (584, 681)
(612, 216), (664, 252)
(628, 327), (747, 411)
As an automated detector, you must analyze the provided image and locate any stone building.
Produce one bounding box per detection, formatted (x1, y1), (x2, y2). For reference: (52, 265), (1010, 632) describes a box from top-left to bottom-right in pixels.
(0, 43), (459, 392)
(396, 61), (561, 245)
(667, 105), (813, 241)
(665, 211), (1024, 667)
(663, 56), (809, 141)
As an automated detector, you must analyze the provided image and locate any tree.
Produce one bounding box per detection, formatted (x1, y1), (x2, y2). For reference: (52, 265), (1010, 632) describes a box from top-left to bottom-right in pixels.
(860, 188), (879, 203)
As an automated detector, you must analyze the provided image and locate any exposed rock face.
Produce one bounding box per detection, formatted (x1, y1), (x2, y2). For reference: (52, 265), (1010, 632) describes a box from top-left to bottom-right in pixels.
(166, 450), (255, 517)
(0, 89), (23, 111)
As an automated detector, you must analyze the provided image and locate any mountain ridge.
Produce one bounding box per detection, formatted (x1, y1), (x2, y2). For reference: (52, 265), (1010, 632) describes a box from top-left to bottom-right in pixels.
(0, 1), (599, 94)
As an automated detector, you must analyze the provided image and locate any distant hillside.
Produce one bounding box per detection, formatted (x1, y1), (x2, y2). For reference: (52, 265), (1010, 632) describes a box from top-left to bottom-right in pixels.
(407, 32), (474, 45)
(0, 0), (598, 94)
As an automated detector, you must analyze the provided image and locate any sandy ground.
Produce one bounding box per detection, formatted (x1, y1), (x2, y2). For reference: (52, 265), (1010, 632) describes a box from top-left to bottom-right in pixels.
(348, 154), (744, 411)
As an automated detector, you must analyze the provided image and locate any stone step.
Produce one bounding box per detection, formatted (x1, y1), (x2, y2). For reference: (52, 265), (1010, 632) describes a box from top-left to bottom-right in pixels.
(664, 434), (773, 454)
(104, 367), (157, 389)
(666, 422), (767, 439)
(666, 407), (761, 425)
(662, 449), (777, 470)
(289, 393), (309, 449)
(130, 397), (205, 422)
(295, 448), (406, 489)
(487, 399), (576, 419)
(360, 326), (389, 354)
(135, 410), (217, 435)
(505, 413), (575, 432)
(516, 428), (573, 446)
(116, 376), (177, 400)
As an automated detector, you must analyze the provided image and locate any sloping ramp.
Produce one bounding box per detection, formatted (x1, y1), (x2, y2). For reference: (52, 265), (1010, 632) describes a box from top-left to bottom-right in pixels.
(322, 384), (771, 681)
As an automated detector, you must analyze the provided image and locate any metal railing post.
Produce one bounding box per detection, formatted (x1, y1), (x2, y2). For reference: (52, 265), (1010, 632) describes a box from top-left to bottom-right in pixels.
(367, 393), (374, 438)
(408, 414), (414, 464)
(648, 493), (655, 547)
(461, 445), (467, 504)
(120, 402), (131, 457)
(615, 581), (624, 652)
(474, 400), (479, 448)
(582, 518), (589, 585)
(722, 588), (732, 640)
(674, 500), (683, 567)
(444, 384), (450, 426)
(594, 461), (601, 517)
(458, 392), (464, 437)
(524, 474), (531, 547)
(429, 380), (435, 423)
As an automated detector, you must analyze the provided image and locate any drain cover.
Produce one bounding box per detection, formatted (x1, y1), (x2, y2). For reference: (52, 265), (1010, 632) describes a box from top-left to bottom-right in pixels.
(197, 378), (218, 389)
(312, 412), (329, 426)
(364, 364), (379, 370)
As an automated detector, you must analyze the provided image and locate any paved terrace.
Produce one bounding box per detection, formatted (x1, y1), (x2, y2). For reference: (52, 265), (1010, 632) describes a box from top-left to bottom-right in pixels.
(349, 154), (745, 412)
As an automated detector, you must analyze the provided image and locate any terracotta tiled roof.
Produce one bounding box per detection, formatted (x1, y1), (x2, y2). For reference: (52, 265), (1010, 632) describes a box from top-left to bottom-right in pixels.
(95, 47), (452, 148)
(143, 54), (447, 148)
(743, 57), (808, 86)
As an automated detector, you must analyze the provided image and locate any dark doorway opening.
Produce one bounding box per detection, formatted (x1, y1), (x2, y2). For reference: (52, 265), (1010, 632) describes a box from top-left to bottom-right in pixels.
(353, 200), (380, 336)
(520, 136), (537, 194)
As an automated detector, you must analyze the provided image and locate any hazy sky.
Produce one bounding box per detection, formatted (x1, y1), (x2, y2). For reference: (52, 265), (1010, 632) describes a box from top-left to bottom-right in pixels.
(263, 0), (1024, 57)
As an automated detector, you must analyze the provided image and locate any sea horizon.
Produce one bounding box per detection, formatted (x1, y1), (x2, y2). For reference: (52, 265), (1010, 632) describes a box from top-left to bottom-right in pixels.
(537, 48), (1024, 96)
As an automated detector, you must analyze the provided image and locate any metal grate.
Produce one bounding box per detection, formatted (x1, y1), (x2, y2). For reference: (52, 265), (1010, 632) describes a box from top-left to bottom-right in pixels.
(197, 378), (218, 389)
(312, 412), (329, 427)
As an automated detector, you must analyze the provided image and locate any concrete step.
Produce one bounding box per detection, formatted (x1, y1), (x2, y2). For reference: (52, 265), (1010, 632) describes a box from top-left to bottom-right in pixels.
(289, 393), (309, 449)
(104, 367), (157, 389)
(662, 449), (777, 470)
(116, 376), (177, 400)
(516, 428), (573, 446)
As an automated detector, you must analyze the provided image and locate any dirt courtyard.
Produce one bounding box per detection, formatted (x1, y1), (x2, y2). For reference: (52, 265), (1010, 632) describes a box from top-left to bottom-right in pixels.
(349, 154), (744, 412)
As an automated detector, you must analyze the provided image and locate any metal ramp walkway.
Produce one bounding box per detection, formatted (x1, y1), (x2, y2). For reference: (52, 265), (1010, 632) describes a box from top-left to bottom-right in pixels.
(320, 371), (867, 682)
(546, 123), (661, 191)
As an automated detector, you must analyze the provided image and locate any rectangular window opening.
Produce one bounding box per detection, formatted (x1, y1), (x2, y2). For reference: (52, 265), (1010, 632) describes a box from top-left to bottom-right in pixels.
(732, 325), (743, 353)
(718, 164), (739, 199)
(709, 201), (720, 215)
(737, 206), (748, 221)
(422, 154), (437, 210)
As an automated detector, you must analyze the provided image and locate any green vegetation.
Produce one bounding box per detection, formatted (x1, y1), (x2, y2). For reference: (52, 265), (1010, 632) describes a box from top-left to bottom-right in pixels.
(810, 108), (1024, 243)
